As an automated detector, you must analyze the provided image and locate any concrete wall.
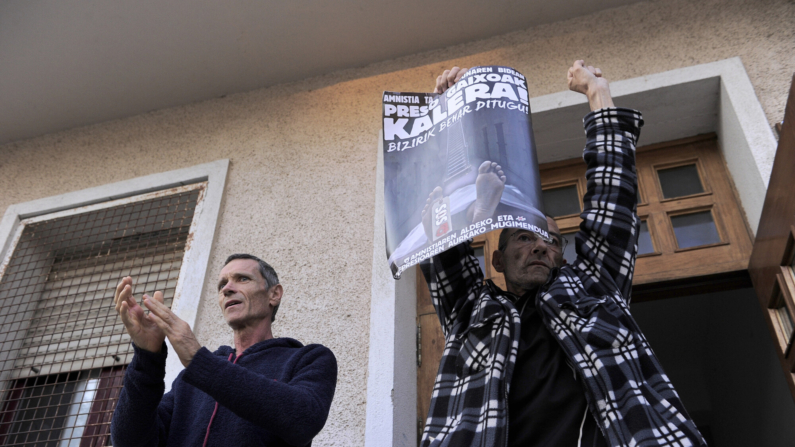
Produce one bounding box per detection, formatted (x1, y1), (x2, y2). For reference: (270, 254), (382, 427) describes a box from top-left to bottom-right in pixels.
(0, 0), (793, 444)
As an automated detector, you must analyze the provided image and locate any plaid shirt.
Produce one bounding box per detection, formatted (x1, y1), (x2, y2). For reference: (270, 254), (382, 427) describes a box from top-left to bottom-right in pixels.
(420, 108), (706, 447)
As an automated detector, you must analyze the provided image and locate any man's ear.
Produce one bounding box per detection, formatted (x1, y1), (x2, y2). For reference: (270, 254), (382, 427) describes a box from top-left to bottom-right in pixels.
(492, 250), (505, 273)
(268, 284), (283, 308)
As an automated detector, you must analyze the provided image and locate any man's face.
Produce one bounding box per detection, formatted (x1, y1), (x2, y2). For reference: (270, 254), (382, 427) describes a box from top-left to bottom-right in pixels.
(217, 259), (280, 330)
(492, 217), (565, 294)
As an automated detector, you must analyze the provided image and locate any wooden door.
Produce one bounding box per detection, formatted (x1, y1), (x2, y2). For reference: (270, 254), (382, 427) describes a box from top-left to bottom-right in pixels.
(748, 74), (795, 400)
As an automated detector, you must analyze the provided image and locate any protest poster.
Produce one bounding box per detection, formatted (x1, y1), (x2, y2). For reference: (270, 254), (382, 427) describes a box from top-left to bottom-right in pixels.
(383, 66), (549, 278)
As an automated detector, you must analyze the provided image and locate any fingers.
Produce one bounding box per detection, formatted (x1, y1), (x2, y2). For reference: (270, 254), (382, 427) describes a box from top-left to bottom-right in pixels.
(144, 297), (196, 364)
(587, 65), (604, 77)
(567, 60), (607, 95)
(114, 277), (132, 308)
(143, 292), (180, 330)
(143, 297), (176, 336)
(153, 290), (165, 305)
(434, 74), (445, 94)
(115, 282), (137, 314)
(434, 66), (469, 94)
(119, 292), (147, 332)
(434, 69), (452, 93)
(115, 285), (126, 313)
(445, 68), (458, 89)
(119, 301), (134, 327)
(145, 308), (167, 331)
(114, 279), (124, 306)
(572, 60), (604, 77)
(143, 293), (170, 318)
(450, 67), (468, 86)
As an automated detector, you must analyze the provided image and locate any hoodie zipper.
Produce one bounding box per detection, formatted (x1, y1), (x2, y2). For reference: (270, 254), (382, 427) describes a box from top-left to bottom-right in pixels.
(202, 351), (242, 447)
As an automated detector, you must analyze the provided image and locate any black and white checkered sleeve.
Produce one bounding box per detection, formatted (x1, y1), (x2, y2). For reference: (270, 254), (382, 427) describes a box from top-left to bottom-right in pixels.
(420, 241), (484, 337)
(576, 107), (644, 301)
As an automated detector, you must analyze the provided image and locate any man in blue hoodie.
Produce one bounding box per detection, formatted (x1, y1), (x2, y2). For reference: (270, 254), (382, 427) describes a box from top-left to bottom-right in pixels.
(111, 254), (337, 446)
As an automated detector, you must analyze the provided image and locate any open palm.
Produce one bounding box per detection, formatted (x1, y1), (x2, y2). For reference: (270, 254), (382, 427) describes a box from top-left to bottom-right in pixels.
(114, 277), (166, 353)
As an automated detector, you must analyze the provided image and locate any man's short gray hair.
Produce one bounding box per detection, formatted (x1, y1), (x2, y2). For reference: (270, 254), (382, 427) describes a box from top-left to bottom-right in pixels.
(224, 254), (280, 322)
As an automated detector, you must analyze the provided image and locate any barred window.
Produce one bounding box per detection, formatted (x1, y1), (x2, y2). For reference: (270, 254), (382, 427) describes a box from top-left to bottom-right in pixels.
(0, 183), (204, 446)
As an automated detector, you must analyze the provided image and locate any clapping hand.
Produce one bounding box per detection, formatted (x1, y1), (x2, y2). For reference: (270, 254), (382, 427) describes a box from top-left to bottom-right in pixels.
(114, 277), (166, 353)
(114, 277), (201, 367)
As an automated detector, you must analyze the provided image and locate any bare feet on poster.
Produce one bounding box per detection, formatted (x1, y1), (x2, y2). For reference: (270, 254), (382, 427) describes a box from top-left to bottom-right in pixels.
(469, 161), (506, 223)
(422, 186), (444, 240)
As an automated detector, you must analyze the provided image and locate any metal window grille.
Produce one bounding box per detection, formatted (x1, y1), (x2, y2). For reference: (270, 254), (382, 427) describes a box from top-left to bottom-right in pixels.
(0, 183), (204, 446)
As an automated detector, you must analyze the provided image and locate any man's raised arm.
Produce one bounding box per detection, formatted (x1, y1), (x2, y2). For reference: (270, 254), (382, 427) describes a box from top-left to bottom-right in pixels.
(568, 60), (643, 299)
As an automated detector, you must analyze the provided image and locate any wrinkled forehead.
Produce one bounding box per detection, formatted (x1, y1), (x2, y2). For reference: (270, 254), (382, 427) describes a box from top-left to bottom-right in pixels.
(500, 228), (536, 249)
(218, 258), (261, 280)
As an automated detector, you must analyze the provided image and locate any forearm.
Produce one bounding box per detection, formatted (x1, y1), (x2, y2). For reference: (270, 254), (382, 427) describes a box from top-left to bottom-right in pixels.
(421, 241), (482, 336)
(578, 108), (643, 297)
(111, 344), (171, 446)
(182, 346), (337, 446)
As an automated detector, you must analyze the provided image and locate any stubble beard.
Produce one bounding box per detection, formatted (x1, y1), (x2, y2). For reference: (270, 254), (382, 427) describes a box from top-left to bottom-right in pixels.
(507, 265), (549, 295)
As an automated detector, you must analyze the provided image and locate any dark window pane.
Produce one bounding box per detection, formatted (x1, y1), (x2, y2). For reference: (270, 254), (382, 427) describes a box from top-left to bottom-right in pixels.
(671, 211), (721, 249)
(658, 164), (704, 199)
(6, 373), (78, 444)
(638, 221), (654, 255)
(562, 232), (577, 265)
(473, 246), (486, 276)
(542, 185), (580, 217)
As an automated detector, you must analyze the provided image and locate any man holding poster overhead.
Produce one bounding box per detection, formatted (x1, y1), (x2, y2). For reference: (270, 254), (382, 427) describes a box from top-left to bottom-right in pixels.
(418, 62), (706, 446)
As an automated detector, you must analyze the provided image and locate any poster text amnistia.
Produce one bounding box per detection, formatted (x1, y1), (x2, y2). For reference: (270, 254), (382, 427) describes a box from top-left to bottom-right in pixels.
(384, 75), (530, 144)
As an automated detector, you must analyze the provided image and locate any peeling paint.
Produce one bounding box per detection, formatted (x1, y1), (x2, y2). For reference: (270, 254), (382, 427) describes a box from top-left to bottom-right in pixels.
(0, 223), (24, 281)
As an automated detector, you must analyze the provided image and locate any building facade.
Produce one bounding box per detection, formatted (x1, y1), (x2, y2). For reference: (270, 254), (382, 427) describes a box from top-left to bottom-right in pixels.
(1, 0), (795, 445)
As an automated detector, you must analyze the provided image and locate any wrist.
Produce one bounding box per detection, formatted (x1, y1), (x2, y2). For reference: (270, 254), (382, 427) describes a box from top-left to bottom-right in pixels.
(586, 82), (614, 111)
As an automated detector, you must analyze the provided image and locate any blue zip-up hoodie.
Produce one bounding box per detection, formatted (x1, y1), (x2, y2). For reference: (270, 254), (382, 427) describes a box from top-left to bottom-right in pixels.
(111, 337), (337, 446)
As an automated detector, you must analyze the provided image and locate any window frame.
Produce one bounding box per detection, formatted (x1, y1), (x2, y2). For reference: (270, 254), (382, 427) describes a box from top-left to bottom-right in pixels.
(653, 158), (712, 202)
(541, 180), (583, 220)
(538, 134), (754, 301)
(1, 183), (204, 383)
(0, 160), (229, 391)
(637, 218), (661, 258)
